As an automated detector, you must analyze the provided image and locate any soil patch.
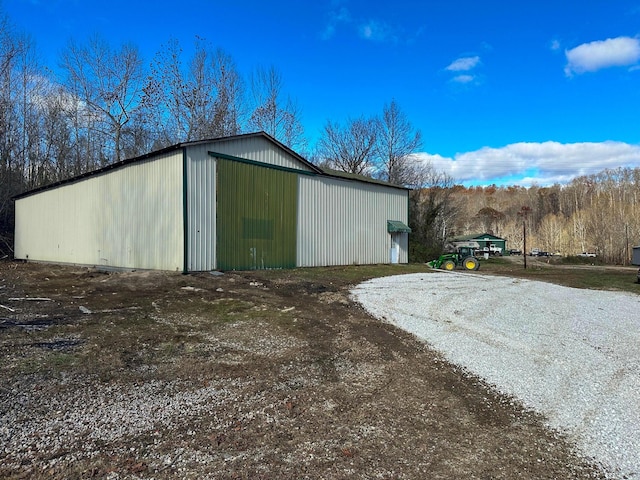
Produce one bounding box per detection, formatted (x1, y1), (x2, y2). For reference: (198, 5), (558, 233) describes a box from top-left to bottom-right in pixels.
(0, 261), (605, 479)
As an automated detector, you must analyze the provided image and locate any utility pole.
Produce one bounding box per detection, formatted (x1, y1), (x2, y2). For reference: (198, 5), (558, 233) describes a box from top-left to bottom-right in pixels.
(625, 223), (629, 266)
(518, 206), (531, 269)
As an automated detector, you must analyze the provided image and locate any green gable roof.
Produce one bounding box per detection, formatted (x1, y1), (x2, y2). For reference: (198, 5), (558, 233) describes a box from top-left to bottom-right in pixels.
(452, 232), (505, 242)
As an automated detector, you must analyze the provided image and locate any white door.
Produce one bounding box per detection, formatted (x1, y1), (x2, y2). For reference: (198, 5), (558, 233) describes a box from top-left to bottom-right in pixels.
(390, 234), (399, 264)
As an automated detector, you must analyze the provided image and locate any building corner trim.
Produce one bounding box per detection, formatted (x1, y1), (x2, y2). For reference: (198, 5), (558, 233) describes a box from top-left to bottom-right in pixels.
(182, 148), (189, 273)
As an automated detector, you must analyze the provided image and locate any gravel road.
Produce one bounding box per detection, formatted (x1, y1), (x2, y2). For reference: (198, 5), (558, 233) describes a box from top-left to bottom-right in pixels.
(351, 271), (640, 479)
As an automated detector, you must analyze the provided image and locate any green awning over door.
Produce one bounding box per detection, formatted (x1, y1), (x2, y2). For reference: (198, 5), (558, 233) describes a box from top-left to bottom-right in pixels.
(387, 220), (411, 233)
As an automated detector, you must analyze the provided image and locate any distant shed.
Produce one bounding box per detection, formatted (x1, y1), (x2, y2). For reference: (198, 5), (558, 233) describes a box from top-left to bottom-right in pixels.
(450, 233), (507, 253)
(14, 132), (411, 271)
(632, 246), (640, 266)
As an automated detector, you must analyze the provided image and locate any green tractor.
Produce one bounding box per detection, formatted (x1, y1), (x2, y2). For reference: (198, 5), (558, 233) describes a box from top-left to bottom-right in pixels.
(427, 243), (480, 271)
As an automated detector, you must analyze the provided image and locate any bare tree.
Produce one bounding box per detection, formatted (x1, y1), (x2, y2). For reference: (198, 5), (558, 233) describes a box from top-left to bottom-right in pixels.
(375, 99), (423, 186)
(143, 38), (182, 146)
(537, 213), (563, 253)
(210, 49), (244, 137)
(0, 13), (17, 72)
(317, 116), (378, 175)
(144, 38), (244, 146)
(408, 164), (458, 261)
(60, 35), (145, 163)
(0, 12), (24, 170)
(0, 11), (30, 255)
(248, 66), (306, 151)
(39, 84), (76, 180)
(476, 206), (506, 235)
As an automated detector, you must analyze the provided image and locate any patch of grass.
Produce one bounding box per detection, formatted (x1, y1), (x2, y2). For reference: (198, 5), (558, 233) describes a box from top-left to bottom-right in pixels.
(480, 260), (640, 294)
(70, 297), (285, 380)
(196, 298), (257, 320)
(156, 341), (183, 359)
(14, 351), (78, 375)
(478, 257), (513, 267)
(15, 357), (45, 375)
(80, 313), (160, 347)
(50, 352), (76, 368)
(255, 263), (434, 286)
(571, 270), (637, 290)
(559, 255), (605, 266)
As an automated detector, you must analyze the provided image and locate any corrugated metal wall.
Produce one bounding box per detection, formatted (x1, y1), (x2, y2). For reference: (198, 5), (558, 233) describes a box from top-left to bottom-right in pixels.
(216, 159), (297, 270)
(185, 139), (310, 271)
(297, 176), (409, 267)
(186, 148), (216, 271)
(191, 136), (314, 172)
(15, 152), (184, 270)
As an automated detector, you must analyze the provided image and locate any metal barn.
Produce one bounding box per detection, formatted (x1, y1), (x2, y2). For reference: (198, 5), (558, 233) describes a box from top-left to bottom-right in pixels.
(14, 132), (410, 271)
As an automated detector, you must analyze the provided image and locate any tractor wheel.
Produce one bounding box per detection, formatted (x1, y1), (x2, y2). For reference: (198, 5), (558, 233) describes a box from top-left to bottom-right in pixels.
(463, 256), (479, 271)
(441, 259), (456, 271)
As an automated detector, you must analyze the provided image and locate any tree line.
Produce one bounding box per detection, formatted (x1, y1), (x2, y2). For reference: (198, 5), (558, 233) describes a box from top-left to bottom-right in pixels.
(411, 168), (640, 265)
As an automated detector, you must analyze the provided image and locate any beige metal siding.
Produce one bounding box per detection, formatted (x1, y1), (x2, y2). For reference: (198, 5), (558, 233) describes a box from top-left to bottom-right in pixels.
(297, 176), (409, 267)
(189, 136), (314, 172)
(15, 152), (184, 270)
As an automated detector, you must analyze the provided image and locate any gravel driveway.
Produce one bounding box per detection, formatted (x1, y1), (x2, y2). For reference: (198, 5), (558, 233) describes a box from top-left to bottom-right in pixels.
(351, 271), (640, 479)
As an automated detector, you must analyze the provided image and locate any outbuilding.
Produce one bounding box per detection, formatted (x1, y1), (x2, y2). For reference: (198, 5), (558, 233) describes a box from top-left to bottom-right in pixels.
(14, 132), (410, 271)
(450, 233), (507, 254)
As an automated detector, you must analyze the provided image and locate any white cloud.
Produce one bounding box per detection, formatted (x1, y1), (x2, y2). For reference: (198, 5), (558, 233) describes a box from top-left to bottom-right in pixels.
(451, 74), (474, 84)
(412, 141), (640, 186)
(446, 56), (480, 72)
(321, 6), (351, 40)
(564, 36), (640, 76)
(321, 3), (414, 44)
(445, 55), (482, 86)
(358, 20), (395, 42)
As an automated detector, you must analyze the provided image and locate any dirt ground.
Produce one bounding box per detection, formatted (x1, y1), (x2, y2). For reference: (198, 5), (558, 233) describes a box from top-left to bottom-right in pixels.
(0, 260), (606, 479)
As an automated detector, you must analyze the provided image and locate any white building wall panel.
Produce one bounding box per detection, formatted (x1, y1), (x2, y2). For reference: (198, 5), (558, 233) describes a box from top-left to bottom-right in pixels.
(185, 148), (217, 271)
(192, 136), (314, 172)
(297, 176), (409, 267)
(15, 152), (184, 270)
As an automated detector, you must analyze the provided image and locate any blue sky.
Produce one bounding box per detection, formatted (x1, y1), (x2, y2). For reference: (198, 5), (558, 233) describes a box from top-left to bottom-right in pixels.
(5, 0), (640, 186)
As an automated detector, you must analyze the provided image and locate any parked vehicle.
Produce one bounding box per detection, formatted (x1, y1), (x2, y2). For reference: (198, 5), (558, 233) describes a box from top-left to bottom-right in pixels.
(577, 252), (597, 258)
(529, 248), (552, 257)
(427, 245), (480, 271)
(508, 249), (522, 255)
(478, 244), (503, 256)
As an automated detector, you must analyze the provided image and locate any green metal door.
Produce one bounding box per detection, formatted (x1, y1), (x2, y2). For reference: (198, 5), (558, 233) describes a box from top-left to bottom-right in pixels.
(216, 159), (297, 270)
